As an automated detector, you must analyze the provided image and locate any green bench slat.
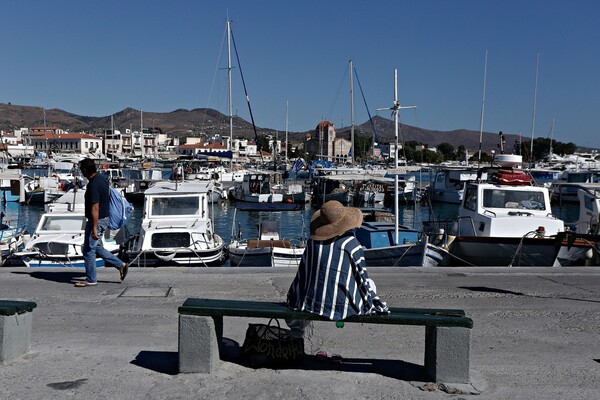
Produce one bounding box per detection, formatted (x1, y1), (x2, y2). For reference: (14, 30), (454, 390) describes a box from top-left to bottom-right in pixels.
(0, 300), (37, 316)
(179, 298), (472, 329)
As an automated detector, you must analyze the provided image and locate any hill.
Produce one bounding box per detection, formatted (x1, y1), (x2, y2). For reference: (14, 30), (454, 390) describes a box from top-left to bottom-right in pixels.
(0, 103), (533, 153)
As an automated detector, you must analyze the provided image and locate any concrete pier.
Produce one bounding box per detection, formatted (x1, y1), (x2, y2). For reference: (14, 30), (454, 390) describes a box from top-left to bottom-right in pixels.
(0, 266), (598, 399)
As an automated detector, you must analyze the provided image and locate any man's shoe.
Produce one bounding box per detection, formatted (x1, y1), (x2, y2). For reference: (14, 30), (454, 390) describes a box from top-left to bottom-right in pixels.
(74, 281), (98, 287)
(119, 263), (129, 281)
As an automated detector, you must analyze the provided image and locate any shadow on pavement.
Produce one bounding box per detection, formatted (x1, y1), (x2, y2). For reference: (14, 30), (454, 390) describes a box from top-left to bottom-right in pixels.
(219, 337), (428, 382)
(11, 271), (115, 285)
(131, 351), (179, 375)
(459, 286), (525, 296)
(459, 285), (600, 304)
(133, 337), (429, 381)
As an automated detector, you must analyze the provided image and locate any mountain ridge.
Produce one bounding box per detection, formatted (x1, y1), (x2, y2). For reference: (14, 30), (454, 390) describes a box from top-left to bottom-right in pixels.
(0, 103), (574, 153)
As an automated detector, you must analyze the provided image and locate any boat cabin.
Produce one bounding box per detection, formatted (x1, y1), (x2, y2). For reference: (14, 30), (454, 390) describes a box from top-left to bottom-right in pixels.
(458, 170), (564, 237)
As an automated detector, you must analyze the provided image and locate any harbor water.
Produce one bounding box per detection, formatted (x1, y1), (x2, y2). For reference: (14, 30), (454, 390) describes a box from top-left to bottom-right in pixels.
(1, 194), (580, 267)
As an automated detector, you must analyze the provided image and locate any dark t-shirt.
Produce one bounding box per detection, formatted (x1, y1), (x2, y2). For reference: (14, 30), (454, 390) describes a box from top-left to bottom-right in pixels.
(85, 173), (110, 219)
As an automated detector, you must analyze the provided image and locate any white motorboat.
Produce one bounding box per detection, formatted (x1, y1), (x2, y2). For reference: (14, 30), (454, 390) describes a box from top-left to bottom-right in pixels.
(550, 170), (600, 203)
(427, 168), (485, 204)
(437, 167), (565, 266)
(229, 171), (284, 203)
(127, 181), (225, 267)
(15, 189), (124, 268)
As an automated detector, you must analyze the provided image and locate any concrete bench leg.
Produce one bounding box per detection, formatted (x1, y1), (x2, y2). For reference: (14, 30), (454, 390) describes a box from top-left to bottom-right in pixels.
(0, 312), (33, 363)
(178, 315), (220, 373)
(424, 326), (471, 383)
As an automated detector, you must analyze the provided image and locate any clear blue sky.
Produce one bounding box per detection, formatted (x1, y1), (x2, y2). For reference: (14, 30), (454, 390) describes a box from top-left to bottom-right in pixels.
(2, 0), (599, 149)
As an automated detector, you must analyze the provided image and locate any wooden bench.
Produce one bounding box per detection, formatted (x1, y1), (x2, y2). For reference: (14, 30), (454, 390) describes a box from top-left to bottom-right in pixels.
(0, 300), (37, 363)
(178, 298), (473, 383)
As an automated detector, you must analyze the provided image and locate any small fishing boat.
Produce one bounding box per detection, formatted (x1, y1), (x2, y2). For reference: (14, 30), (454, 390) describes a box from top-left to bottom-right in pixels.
(436, 162), (566, 266)
(550, 170), (600, 203)
(355, 221), (448, 267)
(427, 168), (484, 204)
(229, 171), (285, 204)
(127, 181), (226, 267)
(0, 210), (28, 265)
(228, 207), (306, 267)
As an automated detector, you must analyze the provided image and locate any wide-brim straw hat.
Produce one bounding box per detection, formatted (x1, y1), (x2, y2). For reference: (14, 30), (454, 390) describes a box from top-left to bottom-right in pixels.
(310, 200), (363, 241)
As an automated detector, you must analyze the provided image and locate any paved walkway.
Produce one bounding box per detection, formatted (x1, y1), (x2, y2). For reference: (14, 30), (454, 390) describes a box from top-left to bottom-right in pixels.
(1, 266), (599, 399)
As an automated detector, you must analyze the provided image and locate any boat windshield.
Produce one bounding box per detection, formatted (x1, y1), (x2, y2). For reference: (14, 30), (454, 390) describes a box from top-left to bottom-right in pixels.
(151, 196), (201, 216)
(483, 189), (546, 210)
(41, 215), (86, 231)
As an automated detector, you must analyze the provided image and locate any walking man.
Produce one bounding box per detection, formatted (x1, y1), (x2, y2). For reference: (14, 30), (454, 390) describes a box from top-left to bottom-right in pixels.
(75, 158), (128, 287)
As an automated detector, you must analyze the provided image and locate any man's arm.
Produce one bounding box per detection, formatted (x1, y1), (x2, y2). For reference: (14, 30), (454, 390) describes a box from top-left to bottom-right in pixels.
(91, 203), (100, 240)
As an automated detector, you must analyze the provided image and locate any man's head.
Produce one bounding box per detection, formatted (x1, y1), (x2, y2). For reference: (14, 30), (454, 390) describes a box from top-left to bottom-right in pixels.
(79, 158), (97, 178)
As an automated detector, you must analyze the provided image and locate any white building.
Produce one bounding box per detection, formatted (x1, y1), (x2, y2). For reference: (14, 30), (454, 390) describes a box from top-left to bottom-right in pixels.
(30, 133), (103, 156)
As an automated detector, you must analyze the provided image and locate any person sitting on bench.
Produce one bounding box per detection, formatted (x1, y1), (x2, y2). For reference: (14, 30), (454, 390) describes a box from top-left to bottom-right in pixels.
(286, 200), (388, 337)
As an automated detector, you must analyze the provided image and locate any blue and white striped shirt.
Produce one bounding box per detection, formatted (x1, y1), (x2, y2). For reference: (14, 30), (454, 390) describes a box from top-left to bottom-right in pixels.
(286, 232), (389, 321)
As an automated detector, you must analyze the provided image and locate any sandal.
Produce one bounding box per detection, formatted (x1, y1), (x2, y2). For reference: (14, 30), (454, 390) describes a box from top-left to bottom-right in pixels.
(331, 354), (343, 364)
(315, 351), (328, 362)
(74, 281), (97, 287)
(119, 263), (129, 281)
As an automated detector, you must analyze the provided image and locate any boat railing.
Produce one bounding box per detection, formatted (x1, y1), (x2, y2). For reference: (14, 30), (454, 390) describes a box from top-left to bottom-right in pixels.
(422, 216), (478, 243)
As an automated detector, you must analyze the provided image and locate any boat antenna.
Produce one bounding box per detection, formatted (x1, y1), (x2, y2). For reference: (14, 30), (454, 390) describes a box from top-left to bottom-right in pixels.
(229, 27), (263, 164)
(285, 100), (289, 164)
(477, 50), (488, 168)
(529, 52), (540, 164)
(349, 60), (355, 165)
(548, 118), (555, 161)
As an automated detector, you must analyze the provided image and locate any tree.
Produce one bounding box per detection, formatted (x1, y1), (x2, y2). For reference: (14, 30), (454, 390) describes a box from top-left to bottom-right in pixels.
(437, 142), (455, 161)
(257, 135), (270, 154)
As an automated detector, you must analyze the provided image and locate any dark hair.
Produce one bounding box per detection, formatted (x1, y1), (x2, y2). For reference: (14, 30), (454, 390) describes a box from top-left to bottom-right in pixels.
(79, 158), (97, 173)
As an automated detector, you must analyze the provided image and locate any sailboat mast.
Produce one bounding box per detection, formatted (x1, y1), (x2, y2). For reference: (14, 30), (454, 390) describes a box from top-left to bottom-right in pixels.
(349, 60), (355, 165)
(140, 109), (144, 159)
(530, 52), (540, 162)
(393, 69), (399, 244)
(477, 50), (488, 167)
(285, 99), (289, 163)
(375, 70), (415, 245)
(549, 118), (555, 160)
(227, 20), (233, 150)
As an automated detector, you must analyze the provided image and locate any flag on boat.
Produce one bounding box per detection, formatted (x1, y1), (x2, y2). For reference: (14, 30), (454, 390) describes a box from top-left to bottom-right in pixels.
(348, 146), (353, 156)
(292, 158), (306, 172)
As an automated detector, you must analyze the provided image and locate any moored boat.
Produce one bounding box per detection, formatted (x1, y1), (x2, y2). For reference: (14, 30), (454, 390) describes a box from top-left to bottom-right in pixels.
(356, 220), (448, 267)
(228, 207), (306, 267)
(126, 181), (225, 267)
(14, 189), (125, 267)
(436, 163), (566, 266)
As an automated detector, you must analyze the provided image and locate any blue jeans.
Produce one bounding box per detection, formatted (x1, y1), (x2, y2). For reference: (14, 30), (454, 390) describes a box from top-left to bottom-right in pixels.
(83, 217), (124, 283)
